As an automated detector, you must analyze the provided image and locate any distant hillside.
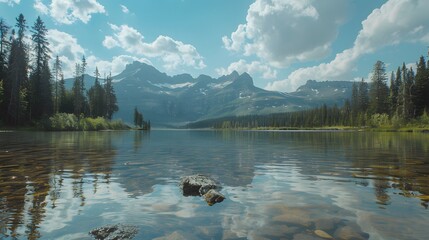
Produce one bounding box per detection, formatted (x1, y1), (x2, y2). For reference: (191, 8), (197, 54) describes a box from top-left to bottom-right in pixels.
(66, 62), (354, 127)
(290, 80), (354, 106)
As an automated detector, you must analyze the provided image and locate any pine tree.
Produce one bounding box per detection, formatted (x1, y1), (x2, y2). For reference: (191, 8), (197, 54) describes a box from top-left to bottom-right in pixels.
(30, 16), (52, 119)
(88, 67), (105, 117)
(7, 14), (29, 125)
(104, 73), (118, 120)
(342, 99), (351, 126)
(399, 63), (415, 119)
(40, 60), (53, 116)
(133, 107), (144, 128)
(72, 63), (83, 116)
(0, 18), (10, 119)
(58, 73), (66, 112)
(358, 78), (369, 113)
(0, 19), (9, 60)
(394, 67), (402, 116)
(80, 55), (88, 115)
(134, 107), (139, 127)
(350, 82), (359, 124)
(52, 56), (62, 113)
(369, 61), (389, 114)
(414, 56), (429, 116)
(388, 71), (399, 115)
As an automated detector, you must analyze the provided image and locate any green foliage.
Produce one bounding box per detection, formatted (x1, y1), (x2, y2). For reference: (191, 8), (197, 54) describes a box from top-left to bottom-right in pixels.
(369, 113), (390, 128)
(369, 61), (389, 114)
(48, 113), (78, 131)
(0, 14), (121, 127)
(45, 113), (128, 131)
(418, 110), (429, 126)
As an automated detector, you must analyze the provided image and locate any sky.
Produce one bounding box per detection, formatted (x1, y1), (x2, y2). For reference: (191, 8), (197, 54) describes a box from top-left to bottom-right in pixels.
(1, 0), (429, 92)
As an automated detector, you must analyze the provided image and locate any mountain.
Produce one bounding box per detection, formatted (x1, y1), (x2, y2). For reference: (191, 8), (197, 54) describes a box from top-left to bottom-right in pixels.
(65, 62), (353, 127)
(111, 62), (312, 126)
(290, 80), (354, 106)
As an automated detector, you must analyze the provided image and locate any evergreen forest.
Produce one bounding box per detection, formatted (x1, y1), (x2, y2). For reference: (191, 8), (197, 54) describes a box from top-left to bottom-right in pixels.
(0, 15), (120, 130)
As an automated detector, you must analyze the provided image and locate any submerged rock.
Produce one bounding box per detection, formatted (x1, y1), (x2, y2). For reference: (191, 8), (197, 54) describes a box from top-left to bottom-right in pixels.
(333, 225), (369, 240)
(314, 229), (333, 239)
(180, 174), (225, 205)
(203, 189), (225, 206)
(89, 224), (138, 240)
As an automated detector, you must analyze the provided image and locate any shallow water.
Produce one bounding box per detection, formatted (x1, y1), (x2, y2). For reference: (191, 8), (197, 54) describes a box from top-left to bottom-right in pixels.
(0, 130), (428, 239)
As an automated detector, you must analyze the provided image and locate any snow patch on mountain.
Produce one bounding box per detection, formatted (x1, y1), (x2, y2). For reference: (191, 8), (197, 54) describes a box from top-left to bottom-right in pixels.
(208, 81), (233, 89)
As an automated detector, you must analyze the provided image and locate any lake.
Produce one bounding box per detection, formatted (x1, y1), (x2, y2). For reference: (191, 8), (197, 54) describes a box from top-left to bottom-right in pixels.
(0, 130), (428, 240)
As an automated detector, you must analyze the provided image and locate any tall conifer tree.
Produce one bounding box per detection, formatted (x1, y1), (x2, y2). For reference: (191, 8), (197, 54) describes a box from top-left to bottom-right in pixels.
(7, 14), (29, 125)
(414, 56), (429, 116)
(369, 61), (389, 114)
(30, 16), (52, 119)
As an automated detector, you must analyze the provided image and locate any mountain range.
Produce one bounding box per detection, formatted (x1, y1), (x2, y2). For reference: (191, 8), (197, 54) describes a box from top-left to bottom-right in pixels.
(66, 61), (354, 127)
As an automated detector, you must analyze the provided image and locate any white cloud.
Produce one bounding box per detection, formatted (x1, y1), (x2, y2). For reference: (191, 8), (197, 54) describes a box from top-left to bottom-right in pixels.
(216, 59), (277, 79)
(103, 24), (206, 71)
(47, 29), (85, 77)
(102, 36), (119, 49)
(266, 0), (429, 92)
(223, 0), (347, 67)
(120, 4), (129, 14)
(0, 0), (20, 6)
(88, 55), (152, 77)
(34, 0), (106, 24)
(47, 29), (152, 78)
(34, 0), (49, 14)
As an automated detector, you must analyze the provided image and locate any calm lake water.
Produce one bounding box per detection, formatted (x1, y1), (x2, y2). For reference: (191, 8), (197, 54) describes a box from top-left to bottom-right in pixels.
(0, 130), (429, 240)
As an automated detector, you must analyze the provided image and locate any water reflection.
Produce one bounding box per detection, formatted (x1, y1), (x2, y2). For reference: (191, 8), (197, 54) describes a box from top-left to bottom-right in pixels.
(0, 130), (428, 239)
(0, 132), (118, 239)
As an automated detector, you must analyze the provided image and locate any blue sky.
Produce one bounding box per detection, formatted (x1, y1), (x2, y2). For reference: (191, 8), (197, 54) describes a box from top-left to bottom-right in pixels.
(1, 0), (428, 92)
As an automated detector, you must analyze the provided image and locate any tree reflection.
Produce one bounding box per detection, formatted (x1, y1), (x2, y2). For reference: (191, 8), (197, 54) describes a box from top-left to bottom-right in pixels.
(0, 132), (118, 239)
(281, 131), (429, 207)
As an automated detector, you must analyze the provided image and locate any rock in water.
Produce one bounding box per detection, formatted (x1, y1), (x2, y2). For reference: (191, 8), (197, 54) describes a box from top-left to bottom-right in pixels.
(180, 174), (225, 205)
(203, 189), (225, 206)
(180, 174), (219, 196)
(89, 224), (138, 240)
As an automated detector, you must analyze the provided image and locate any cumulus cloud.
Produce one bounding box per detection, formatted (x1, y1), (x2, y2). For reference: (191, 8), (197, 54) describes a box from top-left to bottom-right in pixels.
(88, 55), (152, 77)
(266, 0), (429, 92)
(120, 4), (129, 14)
(34, 0), (49, 14)
(0, 0), (20, 6)
(47, 29), (85, 77)
(102, 36), (119, 49)
(223, 0), (347, 67)
(34, 0), (105, 24)
(216, 59), (277, 79)
(47, 29), (152, 78)
(103, 24), (206, 70)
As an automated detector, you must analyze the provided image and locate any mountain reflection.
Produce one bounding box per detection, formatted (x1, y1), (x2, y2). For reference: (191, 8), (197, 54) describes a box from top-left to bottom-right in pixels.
(0, 132), (118, 239)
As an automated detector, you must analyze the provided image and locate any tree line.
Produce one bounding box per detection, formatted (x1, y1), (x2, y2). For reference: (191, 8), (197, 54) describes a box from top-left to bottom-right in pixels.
(188, 55), (429, 129)
(0, 14), (118, 127)
(134, 107), (151, 130)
